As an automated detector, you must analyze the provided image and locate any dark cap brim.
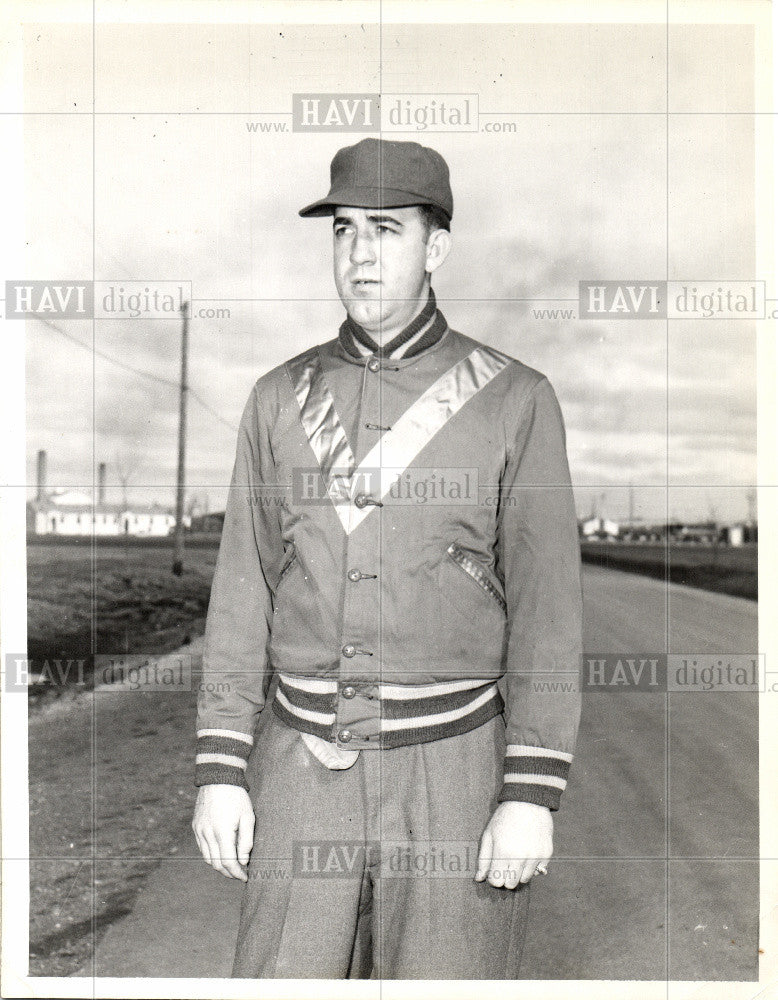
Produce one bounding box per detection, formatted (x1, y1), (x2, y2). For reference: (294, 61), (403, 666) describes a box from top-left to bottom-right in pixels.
(299, 186), (451, 218)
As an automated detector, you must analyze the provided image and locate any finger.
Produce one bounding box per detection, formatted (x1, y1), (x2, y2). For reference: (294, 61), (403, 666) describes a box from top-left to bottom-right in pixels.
(215, 827), (246, 880)
(503, 862), (523, 890)
(487, 862), (506, 888)
(200, 830), (218, 870)
(207, 829), (234, 878)
(237, 811), (255, 868)
(475, 829), (493, 882)
(519, 858), (539, 884)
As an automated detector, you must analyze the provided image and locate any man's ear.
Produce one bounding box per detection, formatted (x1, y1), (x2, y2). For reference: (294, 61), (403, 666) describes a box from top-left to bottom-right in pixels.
(425, 229), (452, 275)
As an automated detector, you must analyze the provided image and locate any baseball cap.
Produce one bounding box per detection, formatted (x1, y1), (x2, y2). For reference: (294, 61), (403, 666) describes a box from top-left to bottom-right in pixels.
(299, 137), (453, 221)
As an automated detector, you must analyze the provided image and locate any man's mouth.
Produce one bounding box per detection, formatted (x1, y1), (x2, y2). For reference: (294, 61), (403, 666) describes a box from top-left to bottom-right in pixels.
(351, 277), (381, 286)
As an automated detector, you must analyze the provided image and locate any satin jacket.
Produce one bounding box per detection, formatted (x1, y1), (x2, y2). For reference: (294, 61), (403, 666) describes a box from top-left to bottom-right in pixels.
(196, 323), (583, 810)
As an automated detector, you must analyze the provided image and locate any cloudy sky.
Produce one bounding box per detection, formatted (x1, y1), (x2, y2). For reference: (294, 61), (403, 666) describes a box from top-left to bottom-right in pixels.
(20, 14), (760, 523)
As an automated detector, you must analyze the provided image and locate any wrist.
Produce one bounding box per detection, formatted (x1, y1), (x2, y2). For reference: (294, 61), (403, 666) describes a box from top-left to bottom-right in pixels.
(496, 800), (550, 816)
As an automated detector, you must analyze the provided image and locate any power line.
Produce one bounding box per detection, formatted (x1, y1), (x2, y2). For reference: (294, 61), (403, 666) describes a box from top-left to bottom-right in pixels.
(32, 314), (238, 430)
(189, 388), (239, 431)
(33, 315), (178, 388)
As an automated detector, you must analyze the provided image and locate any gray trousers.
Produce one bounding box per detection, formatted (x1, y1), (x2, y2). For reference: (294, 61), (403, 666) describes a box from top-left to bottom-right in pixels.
(232, 708), (530, 979)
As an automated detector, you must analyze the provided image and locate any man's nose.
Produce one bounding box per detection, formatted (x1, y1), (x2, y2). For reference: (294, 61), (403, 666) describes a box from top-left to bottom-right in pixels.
(349, 232), (377, 266)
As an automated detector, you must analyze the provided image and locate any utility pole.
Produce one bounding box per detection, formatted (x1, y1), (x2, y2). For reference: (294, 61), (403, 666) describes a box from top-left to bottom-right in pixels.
(172, 302), (189, 576)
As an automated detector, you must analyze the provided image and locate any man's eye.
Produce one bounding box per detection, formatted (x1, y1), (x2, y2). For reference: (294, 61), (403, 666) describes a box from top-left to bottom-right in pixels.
(377, 225), (396, 234)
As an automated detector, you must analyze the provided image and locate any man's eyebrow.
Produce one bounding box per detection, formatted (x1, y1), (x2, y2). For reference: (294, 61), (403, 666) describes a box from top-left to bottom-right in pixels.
(366, 213), (403, 226)
(332, 213), (404, 227)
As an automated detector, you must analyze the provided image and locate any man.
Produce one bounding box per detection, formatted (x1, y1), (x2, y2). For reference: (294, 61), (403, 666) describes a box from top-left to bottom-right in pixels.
(193, 137), (583, 980)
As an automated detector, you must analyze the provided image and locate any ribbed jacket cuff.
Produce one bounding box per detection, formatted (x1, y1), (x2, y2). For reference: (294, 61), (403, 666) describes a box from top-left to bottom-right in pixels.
(497, 744), (573, 812)
(195, 728), (254, 788)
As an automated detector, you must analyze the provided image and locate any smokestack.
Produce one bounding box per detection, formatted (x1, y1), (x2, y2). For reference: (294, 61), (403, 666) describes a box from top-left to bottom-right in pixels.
(36, 449), (47, 503)
(98, 462), (107, 505)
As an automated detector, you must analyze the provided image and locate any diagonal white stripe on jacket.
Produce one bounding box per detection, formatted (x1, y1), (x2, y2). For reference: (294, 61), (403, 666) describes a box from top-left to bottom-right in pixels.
(288, 344), (511, 534)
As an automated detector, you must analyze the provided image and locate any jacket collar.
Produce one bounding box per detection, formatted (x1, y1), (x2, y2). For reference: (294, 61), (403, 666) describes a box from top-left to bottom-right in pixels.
(338, 289), (447, 362)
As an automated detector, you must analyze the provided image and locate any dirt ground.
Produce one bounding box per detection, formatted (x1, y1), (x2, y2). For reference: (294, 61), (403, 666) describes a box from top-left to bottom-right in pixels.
(25, 542), (216, 974)
(28, 647), (204, 977)
(580, 541), (757, 600)
(26, 540), (218, 700)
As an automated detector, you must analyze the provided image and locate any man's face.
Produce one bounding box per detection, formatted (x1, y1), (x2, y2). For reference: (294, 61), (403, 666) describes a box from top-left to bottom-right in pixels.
(332, 205), (433, 334)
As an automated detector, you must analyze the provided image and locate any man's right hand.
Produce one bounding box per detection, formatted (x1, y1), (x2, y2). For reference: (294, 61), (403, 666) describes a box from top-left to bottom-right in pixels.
(192, 784), (255, 881)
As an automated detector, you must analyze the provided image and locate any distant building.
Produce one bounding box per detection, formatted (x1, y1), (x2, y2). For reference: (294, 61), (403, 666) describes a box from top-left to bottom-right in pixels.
(619, 524), (663, 543)
(188, 511), (225, 533)
(580, 515), (619, 541)
(669, 521), (718, 545)
(27, 450), (189, 537)
(578, 516), (758, 547)
(27, 489), (187, 537)
(719, 522), (758, 546)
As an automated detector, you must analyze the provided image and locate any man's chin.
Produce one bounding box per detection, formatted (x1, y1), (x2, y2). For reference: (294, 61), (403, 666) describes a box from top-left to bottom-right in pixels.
(342, 300), (384, 330)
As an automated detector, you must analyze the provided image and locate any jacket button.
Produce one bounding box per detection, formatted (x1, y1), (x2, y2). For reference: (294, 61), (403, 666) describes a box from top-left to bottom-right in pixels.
(347, 568), (362, 582)
(338, 729), (353, 743)
(342, 685), (356, 699)
(367, 357), (380, 372)
(342, 644), (356, 658)
(354, 494), (368, 509)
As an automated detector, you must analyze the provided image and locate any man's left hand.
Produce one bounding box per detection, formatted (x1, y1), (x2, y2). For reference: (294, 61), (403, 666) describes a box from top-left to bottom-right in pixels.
(475, 801), (553, 889)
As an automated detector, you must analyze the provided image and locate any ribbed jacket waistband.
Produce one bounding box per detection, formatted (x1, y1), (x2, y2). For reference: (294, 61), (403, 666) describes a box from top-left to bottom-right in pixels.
(272, 672), (504, 749)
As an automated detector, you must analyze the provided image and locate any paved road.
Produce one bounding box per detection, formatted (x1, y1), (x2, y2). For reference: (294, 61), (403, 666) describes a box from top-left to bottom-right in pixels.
(522, 565), (759, 981)
(76, 566), (759, 981)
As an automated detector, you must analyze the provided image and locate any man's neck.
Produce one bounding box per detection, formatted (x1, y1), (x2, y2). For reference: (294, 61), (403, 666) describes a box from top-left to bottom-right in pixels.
(358, 289), (430, 349)
(342, 287), (442, 360)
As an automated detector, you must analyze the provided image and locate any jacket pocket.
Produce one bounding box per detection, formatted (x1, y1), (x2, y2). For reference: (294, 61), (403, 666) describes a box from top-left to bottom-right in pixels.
(446, 542), (507, 615)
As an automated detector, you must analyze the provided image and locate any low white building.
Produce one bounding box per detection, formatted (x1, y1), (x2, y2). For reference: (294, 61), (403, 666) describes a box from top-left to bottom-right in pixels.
(580, 515), (619, 540)
(28, 488), (187, 537)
